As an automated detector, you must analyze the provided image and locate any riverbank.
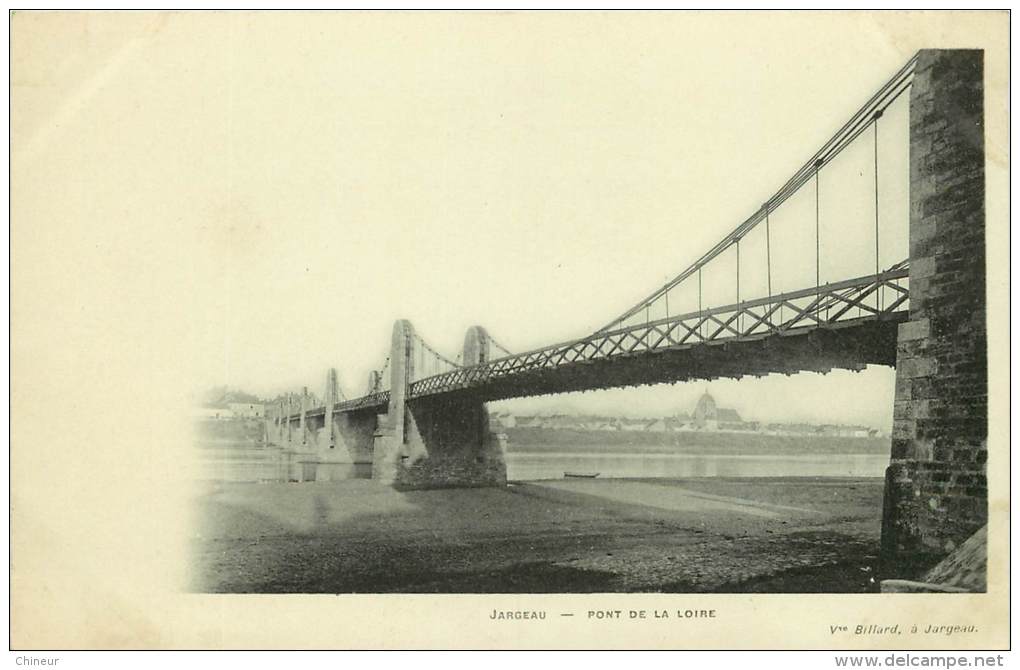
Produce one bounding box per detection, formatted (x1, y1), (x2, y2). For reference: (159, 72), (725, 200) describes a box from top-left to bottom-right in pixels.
(505, 427), (890, 454)
(189, 476), (885, 593)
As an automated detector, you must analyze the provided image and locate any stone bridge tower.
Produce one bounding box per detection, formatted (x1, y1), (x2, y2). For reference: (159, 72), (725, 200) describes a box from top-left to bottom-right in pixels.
(881, 49), (987, 574)
(371, 322), (508, 489)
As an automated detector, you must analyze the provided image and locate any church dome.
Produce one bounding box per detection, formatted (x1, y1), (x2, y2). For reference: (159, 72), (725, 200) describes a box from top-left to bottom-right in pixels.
(693, 390), (717, 420)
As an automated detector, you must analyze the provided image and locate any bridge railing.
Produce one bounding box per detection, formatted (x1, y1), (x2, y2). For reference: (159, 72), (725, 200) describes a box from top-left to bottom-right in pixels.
(406, 265), (908, 399)
(293, 265), (908, 417)
(332, 390), (391, 413)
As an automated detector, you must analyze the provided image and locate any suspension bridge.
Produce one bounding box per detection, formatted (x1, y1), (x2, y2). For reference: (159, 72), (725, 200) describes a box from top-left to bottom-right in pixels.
(265, 50), (987, 569)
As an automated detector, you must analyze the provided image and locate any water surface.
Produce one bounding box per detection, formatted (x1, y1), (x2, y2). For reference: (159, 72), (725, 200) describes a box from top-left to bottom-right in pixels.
(194, 443), (888, 482)
(507, 451), (887, 480)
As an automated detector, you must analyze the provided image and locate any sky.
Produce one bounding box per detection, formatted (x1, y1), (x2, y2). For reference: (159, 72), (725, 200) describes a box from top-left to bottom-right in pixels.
(15, 12), (1003, 431)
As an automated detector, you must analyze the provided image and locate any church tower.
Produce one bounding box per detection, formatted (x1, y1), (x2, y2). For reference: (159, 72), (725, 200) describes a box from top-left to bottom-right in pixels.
(693, 390), (718, 431)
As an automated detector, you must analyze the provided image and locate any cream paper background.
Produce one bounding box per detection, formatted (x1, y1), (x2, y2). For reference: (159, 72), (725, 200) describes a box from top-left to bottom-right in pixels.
(10, 10), (1009, 649)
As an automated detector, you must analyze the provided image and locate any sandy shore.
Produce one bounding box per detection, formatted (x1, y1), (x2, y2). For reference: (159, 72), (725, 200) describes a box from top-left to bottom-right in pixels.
(188, 476), (884, 593)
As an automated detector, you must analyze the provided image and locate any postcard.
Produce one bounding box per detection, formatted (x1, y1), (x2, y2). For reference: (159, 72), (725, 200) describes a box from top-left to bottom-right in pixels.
(9, 10), (1009, 650)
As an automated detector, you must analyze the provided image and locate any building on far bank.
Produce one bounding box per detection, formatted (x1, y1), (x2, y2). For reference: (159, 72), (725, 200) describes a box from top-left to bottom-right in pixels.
(491, 392), (880, 438)
(692, 390), (743, 431)
(194, 406), (234, 420)
(229, 402), (265, 418)
(192, 402), (264, 421)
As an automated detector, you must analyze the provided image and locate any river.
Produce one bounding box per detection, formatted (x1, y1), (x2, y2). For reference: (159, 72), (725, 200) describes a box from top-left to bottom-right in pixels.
(507, 451), (887, 479)
(194, 444), (888, 482)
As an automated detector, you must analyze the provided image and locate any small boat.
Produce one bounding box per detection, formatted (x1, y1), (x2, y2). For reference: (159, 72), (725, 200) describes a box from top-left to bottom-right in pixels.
(564, 471), (600, 479)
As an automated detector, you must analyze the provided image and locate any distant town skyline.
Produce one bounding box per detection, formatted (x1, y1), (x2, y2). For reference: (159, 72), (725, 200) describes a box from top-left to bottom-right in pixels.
(492, 366), (895, 430)
(207, 362), (895, 431)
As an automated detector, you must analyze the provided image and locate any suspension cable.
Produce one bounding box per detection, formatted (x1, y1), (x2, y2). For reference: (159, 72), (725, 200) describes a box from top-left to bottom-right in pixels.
(736, 238), (741, 335)
(375, 356), (390, 392)
(698, 267), (703, 340)
(765, 204), (772, 299)
(815, 162), (821, 292)
(736, 238), (740, 305)
(488, 335), (515, 358)
(874, 112), (882, 311)
(593, 54), (916, 334)
(412, 332), (461, 369)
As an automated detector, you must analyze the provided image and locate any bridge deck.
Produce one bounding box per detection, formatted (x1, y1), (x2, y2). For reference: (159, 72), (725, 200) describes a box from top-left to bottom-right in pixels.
(285, 268), (908, 421)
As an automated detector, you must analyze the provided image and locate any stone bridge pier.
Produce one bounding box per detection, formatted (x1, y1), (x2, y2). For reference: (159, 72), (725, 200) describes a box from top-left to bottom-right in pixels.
(265, 376), (376, 480)
(372, 321), (508, 489)
(880, 49), (987, 577)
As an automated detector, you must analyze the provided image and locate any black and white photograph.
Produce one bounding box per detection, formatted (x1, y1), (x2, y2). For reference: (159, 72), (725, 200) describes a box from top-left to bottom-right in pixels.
(10, 9), (1009, 651)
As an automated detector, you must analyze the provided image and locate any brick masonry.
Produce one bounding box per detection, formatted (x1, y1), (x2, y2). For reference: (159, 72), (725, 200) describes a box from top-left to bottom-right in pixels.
(394, 448), (508, 491)
(368, 322), (510, 490)
(881, 50), (987, 575)
(394, 395), (508, 490)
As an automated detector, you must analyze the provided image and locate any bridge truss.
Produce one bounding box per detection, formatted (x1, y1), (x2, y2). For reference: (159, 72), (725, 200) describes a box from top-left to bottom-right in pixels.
(289, 54), (918, 420)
